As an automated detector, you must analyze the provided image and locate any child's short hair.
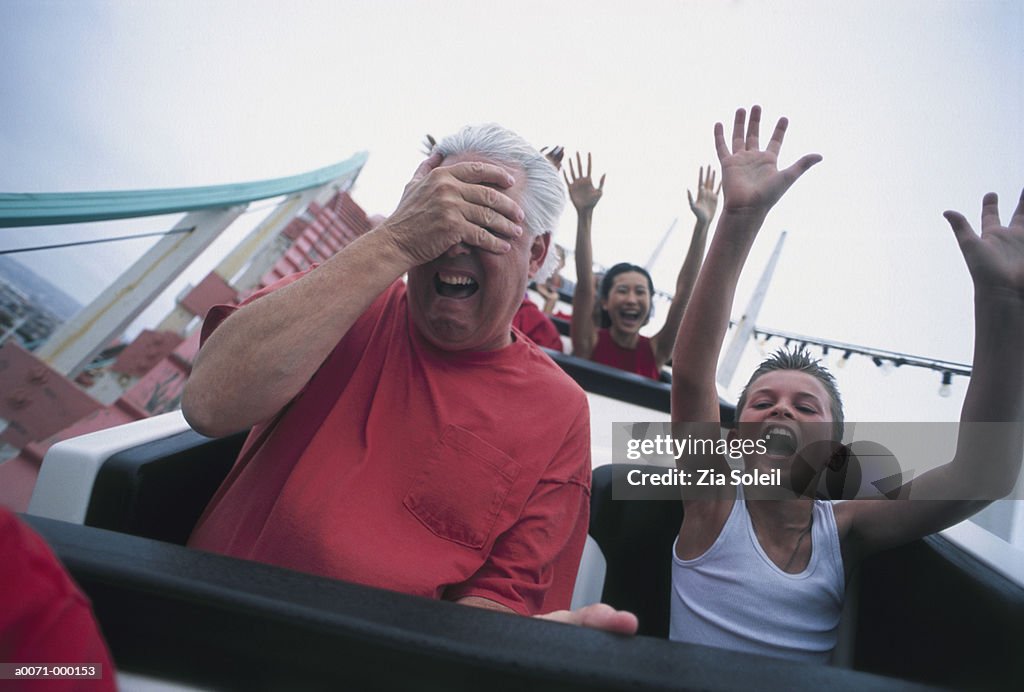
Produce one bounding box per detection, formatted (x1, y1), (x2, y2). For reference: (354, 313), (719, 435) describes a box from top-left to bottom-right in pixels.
(735, 347), (845, 441)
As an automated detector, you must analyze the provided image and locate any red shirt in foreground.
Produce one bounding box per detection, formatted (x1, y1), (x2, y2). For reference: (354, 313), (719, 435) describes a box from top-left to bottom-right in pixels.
(0, 509), (116, 692)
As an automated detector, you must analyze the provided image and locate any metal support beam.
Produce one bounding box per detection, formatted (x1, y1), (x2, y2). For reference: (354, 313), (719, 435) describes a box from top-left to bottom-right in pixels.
(717, 231), (787, 389)
(35, 206), (245, 377)
(218, 183), (339, 294)
(155, 168), (360, 335)
(0, 154), (368, 227)
(644, 218), (677, 272)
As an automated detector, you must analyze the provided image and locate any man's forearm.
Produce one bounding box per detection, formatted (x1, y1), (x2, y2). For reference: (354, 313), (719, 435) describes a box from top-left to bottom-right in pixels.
(183, 230), (411, 437)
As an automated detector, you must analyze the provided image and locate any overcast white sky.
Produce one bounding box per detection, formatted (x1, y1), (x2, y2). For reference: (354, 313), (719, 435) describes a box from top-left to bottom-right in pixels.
(2, 0), (1022, 425)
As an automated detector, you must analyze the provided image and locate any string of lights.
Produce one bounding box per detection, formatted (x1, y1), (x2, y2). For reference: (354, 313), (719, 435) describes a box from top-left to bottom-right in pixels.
(740, 323), (971, 397)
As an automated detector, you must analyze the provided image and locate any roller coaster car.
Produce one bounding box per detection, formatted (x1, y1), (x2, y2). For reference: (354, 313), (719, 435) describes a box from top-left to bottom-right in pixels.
(23, 353), (1024, 691)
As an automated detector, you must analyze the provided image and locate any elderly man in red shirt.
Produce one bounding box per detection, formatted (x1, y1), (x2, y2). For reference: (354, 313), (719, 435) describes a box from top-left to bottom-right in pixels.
(182, 124), (635, 634)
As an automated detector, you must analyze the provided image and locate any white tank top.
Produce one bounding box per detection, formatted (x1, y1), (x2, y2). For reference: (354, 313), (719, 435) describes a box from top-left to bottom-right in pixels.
(670, 486), (845, 663)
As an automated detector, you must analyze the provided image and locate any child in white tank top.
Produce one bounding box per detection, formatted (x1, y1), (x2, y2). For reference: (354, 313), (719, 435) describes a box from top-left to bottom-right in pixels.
(669, 105), (1024, 662)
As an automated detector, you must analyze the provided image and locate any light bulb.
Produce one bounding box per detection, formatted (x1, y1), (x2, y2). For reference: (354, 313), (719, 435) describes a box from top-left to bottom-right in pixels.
(939, 372), (953, 398)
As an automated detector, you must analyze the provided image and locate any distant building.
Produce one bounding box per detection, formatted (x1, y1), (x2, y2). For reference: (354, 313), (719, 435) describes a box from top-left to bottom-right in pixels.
(0, 280), (64, 350)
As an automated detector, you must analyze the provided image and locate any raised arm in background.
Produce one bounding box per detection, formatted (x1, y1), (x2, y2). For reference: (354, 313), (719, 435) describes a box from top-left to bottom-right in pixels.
(648, 166), (721, 368)
(566, 152), (606, 359)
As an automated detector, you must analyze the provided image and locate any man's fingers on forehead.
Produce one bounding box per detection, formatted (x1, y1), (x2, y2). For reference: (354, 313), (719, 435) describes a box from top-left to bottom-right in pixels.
(464, 222), (512, 254)
(460, 183), (525, 223)
(462, 202), (523, 239)
(412, 152), (444, 181)
(447, 161), (516, 187)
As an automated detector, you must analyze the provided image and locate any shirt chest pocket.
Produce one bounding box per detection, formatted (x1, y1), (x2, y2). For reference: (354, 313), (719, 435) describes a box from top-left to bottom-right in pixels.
(403, 425), (521, 550)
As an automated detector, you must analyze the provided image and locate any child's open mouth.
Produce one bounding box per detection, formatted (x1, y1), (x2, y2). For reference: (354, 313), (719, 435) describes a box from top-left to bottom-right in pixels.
(763, 425), (798, 457)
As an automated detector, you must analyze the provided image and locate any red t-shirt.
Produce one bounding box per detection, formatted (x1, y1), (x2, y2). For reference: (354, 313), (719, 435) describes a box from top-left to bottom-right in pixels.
(189, 276), (591, 615)
(0, 509), (116, 692)
(512, 295), (563, 351)
(589, 328), (660, 380)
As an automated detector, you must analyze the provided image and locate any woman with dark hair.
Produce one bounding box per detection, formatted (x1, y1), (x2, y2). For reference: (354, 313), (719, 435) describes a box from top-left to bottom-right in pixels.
(566, 153), (719, 379)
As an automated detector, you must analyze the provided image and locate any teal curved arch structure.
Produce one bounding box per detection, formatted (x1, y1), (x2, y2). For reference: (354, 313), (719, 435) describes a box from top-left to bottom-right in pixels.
(0, 152), (369, 228)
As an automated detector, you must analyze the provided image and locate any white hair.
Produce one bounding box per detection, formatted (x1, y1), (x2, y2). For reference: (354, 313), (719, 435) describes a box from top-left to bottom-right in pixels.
(434, 123), (565, 282)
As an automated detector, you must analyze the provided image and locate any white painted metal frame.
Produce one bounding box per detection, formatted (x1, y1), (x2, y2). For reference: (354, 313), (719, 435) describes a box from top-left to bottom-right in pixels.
(717, 231), (787, 389)
(27, 410), (190, 524)
(34, 206), (245, 377)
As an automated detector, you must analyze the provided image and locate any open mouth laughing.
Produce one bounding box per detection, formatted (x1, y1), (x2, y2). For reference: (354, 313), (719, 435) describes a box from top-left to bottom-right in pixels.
(434, 272), (479, 299)
(617, 309), (644, 328)
(762, 425), (799, 457)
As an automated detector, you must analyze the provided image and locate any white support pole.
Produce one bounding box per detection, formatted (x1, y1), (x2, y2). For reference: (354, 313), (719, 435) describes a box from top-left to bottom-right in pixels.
(717, 231), (787, 389)
(154, 187), (331, 335)
(224, 183), (337, 294)
(35, 205), (245, 378)
(160, 177), (352, 336)
(644, 218), (677, 272)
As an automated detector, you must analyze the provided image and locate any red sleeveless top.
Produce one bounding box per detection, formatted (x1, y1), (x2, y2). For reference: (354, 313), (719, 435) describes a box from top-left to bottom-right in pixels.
(589, 328), (660, 380)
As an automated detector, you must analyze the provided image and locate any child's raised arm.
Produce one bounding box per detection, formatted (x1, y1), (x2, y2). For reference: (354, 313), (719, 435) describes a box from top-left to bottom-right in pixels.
(840, 190), (1024, 559)
(671, 106), (821, 425)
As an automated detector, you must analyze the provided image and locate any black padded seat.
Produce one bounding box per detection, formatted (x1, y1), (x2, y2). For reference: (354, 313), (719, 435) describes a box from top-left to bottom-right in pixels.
(84, 428), (247, 544)
(855, 535), (1024, 690)
(23, 515), (936, 692)
(589, 463), (683, 638)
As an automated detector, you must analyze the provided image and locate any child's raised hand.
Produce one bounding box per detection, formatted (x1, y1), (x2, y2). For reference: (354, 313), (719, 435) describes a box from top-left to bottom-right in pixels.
(945, 190), (1024, 299)
(715, 106), (821, 219)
